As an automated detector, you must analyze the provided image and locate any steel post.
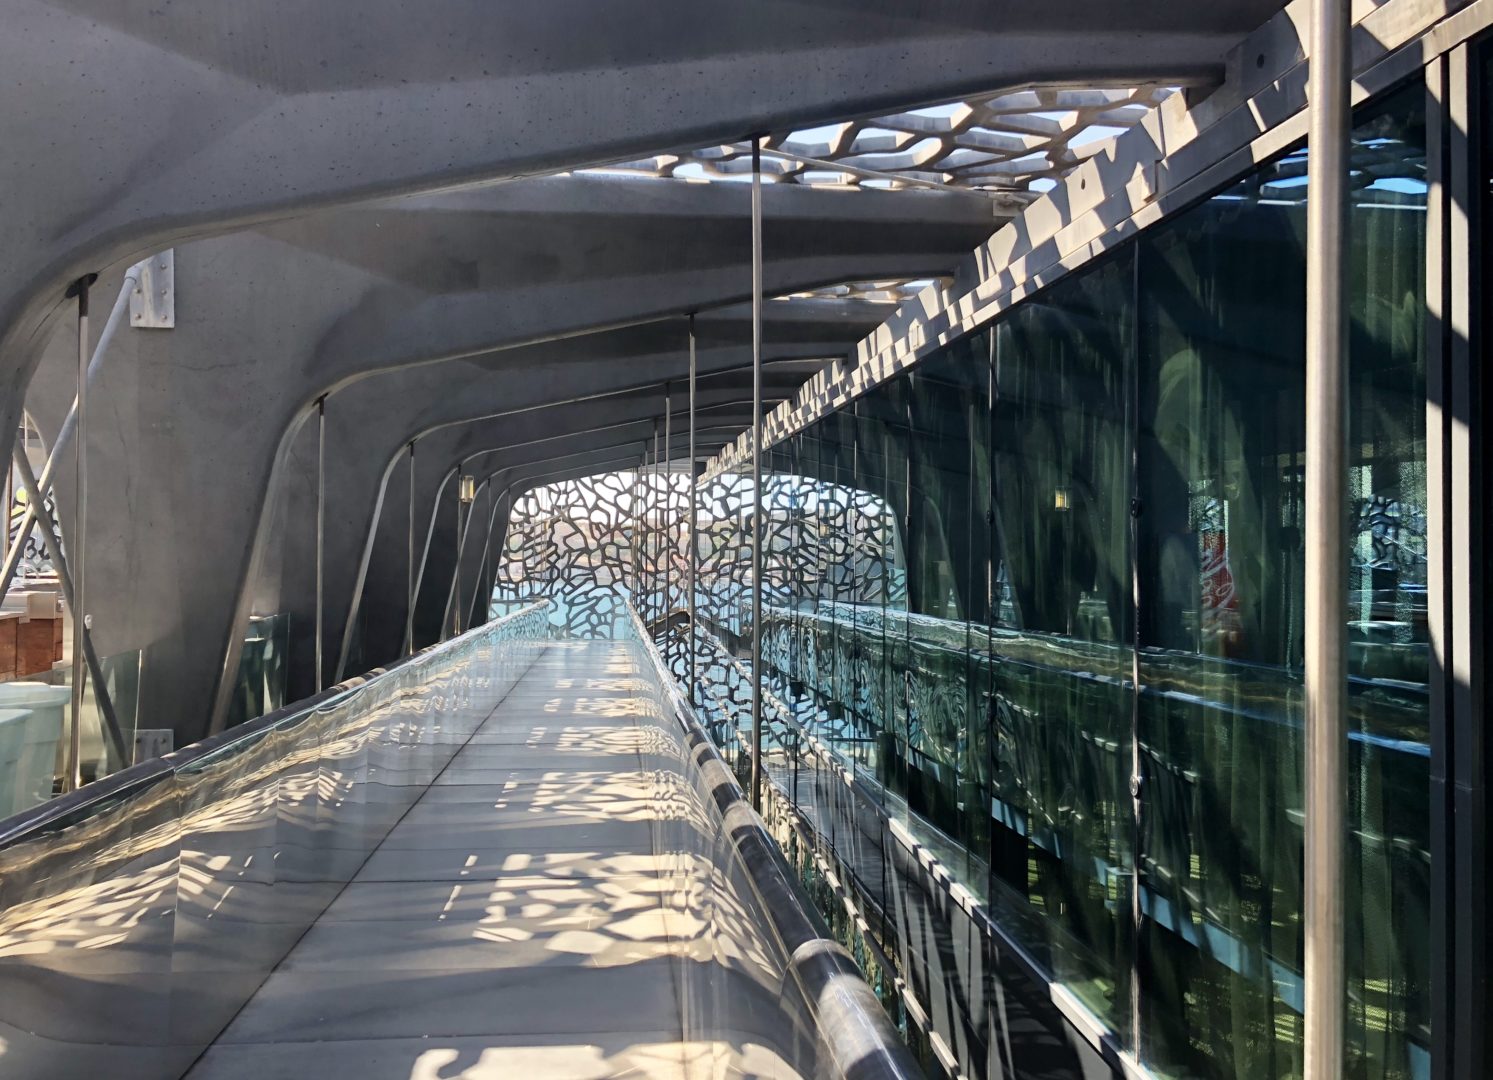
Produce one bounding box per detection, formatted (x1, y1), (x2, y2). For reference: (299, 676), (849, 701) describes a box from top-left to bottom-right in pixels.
(750, 136), (764, 812)
(688, 315), (698, 700)
(451, 477), (463, 639)
(1303, 2), (1350, 1077)
(664, 381), (672, 620)
(405, 440), (416, 655)
(65, 274), (93, 791)
(315, 396), (326, 691)
(11, 444), (126, 767)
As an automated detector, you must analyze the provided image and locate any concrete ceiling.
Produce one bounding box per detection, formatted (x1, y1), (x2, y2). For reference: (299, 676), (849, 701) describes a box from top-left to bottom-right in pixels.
(7, 0), (1295, 741)
(25, 174), (995, 737)
(2, 0), (1287, 436)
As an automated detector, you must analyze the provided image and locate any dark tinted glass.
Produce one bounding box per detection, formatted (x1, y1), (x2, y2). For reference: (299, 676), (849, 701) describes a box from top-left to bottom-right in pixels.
(1134, 87), (1427, 1079)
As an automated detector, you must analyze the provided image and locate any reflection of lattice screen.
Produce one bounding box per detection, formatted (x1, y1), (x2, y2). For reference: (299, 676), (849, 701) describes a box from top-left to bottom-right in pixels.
(694, 472), (906, 637)
(493, 469), (904, 639)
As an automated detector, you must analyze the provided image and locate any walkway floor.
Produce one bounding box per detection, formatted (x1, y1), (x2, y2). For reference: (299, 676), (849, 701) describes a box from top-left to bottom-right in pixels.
(187, 641), (712, 1080)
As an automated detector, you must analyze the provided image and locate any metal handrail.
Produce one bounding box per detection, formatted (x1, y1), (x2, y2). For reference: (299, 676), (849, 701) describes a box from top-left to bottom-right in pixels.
(683, 608), (1162, 1077)
(0, 601), (550, 846)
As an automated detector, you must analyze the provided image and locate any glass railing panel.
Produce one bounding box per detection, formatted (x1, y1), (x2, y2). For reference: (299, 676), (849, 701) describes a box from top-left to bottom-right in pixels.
(0, 600), (549, 1078)
(18, 645), (143, 802)
(224, 612), (290, 731)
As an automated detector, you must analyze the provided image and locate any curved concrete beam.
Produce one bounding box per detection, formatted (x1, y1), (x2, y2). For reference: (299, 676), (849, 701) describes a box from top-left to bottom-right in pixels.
(25, 178), (966, 738)
(277, 302), (875, 705)
(318, 340), (839, 687)
(355, 388), (788, 670)
(1, 0), (1274, 425)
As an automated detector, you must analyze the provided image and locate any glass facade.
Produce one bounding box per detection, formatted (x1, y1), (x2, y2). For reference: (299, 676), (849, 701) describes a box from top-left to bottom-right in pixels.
(734, 83), (1430, 1079)
(480, 73), (1439, 1080)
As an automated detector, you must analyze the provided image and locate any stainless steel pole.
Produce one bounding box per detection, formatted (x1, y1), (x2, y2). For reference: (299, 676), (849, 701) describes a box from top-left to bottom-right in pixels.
(688, 315), (698, 700)
(1303, 2), (1349, 1077)
(498, 487), (510, 620)
(452, 474), (464, 639)
(0, 269), (139, 603)
(466, 481), (497, 628)
(314, 396), (326, 691)
(631, 449), (643, 607)
(408, 466), (458, 650)
(651, 420), (660, 623)
(750, 136), (764, 812)
(664, 382), (672, 619)
(65, 273), (95, 792)
(444, 475), (483, 637)
(11, 444), (126, 766)
(481, 481), (494, 625)
(406, 440), (416, 655)
(495, 486), (510, 621)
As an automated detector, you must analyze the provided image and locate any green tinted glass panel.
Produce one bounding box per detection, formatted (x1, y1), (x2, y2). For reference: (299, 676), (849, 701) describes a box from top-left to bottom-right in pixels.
(1134, 86), (1427, 1080)
(709, 78), (1429, 1080)
(989, 249), (1137, 1034)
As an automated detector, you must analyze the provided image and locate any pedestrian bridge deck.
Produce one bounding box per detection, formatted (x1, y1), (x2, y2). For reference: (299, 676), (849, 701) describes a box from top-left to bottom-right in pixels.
(0, 613), (915, 1080)
(191, 640), (764, 1079)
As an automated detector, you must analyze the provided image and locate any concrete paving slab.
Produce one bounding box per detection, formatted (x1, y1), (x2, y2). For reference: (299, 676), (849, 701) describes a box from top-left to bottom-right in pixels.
(189, 1031), (689, 1080)
(376, 816), (653, 851)
(211, 961), (684, 1043)
(316, 876), (674, 923)
(183, 641), (806, 1079)
(352, 847), (671, 882)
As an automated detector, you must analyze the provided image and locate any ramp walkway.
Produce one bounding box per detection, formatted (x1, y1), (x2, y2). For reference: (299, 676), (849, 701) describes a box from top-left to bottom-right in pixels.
(0, 604), (916, 1080)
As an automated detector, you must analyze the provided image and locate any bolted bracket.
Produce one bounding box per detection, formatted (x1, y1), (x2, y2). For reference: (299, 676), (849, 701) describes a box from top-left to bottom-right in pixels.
(63, 273), (98, 301)
(129, 249), (175, 328)
(133, 728), (174, 764)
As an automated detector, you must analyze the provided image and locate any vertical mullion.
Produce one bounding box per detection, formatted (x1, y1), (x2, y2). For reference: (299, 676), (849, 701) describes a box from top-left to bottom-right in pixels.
(1447, 40), (1487, 1080)
(986, 330), (999, 918)
(1128, 244), (1144, 1056)
(1302, 1), (1352, 1073)
(1424, 50), (1456, 1080)
(66, 274), (94, 791)
(689, 317), (698, 700)
(406, 440), (416, 655)
(750, 135), (764, 811)
(315, 396), (326, 691)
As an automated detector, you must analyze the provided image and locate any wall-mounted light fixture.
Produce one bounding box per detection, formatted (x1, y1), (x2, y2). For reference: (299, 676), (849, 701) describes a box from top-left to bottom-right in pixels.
(459, 475), (476, 504)
(1053, 487), (1072, 512)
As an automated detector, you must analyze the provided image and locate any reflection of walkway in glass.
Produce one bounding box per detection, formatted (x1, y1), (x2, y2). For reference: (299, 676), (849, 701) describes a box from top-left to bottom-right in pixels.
(188, 641), (794, 1080)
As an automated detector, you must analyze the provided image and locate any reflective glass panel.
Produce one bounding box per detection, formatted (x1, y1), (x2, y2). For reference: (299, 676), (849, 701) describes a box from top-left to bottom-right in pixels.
(989, 250), (1137, 1033)
(1134, 85), (1428, 1080)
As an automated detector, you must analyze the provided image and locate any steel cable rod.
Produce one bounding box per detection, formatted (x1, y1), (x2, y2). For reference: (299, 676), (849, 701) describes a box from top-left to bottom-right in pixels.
(0, 268), (139, 602)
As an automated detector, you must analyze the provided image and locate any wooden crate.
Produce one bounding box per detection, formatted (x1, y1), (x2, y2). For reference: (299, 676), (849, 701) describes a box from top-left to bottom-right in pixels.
(0, 615), (18, 682)
(18, 616), (60, 678)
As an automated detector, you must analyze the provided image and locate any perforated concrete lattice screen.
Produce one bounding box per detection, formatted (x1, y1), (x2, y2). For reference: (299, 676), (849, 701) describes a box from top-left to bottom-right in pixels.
(491, 468), (904, 639)
(582, 85), (1175, 203)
